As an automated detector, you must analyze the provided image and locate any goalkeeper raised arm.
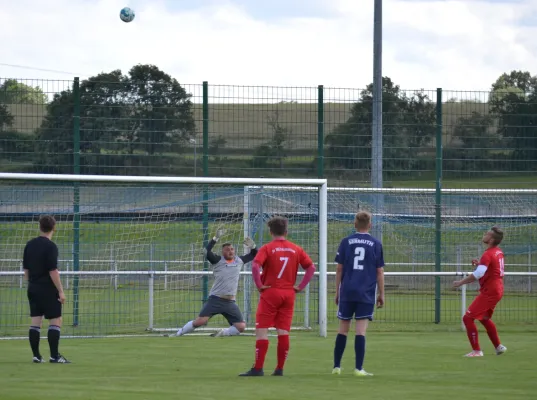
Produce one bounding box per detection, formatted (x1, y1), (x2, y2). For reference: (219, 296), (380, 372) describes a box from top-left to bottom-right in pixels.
(173, 227), (258, 337)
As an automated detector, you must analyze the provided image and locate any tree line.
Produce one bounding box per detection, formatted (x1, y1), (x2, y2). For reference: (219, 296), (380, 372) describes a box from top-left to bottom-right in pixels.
(0, 67), (536, 179)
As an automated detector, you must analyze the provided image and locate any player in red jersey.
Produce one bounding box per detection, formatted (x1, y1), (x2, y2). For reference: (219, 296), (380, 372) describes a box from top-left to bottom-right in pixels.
(239, 216), (316, 376)
(453, 226), (507, 357)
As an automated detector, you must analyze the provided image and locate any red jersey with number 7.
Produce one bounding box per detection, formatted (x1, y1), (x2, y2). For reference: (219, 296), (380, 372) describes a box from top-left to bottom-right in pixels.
(478, 246), (505, 295)
(253, 238), (314, 289)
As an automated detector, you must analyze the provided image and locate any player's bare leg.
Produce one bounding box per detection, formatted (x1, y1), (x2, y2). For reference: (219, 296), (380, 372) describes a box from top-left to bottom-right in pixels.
(212, 322), (245, 337)
(239, 328), (268, 376)
(353, 319), (373, 376)
(48, 316), (70, 363)
(174, 316), (209, 336)
(30, 316), (44, 363)
(332, 319), (351, 375)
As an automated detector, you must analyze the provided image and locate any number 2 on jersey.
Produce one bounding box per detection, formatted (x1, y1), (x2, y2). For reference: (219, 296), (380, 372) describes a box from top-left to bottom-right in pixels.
(278, 257), (289, 278)
(353, 247), (365, 270)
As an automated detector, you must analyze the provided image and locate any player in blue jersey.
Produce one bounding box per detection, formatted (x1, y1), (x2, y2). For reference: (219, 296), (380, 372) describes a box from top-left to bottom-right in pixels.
(332, 211), (385, 377)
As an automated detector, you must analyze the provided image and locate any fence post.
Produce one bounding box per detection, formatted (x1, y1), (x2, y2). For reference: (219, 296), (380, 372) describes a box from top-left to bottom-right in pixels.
(434, 87), (443, 324)
(529, 244), (532, 294)
(461, 276), (467, 331)
(317, 85), (324, 178)
(72, 77), (81, 327)
(148, 272), (154, 330)
(202, 81), (209, 302)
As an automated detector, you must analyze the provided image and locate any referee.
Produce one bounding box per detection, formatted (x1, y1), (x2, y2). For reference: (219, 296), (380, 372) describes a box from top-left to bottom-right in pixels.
(23, 215), (70, 363)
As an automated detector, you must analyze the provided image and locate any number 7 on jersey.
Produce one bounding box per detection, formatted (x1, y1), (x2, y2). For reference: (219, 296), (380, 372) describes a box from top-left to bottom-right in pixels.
(278, 257), (289, 278)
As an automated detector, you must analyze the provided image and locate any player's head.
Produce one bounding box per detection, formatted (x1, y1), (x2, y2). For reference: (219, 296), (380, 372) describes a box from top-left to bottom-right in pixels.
(483, 225), (503, 247)
(39, 215), (56, 235)
(354, 211), (372, 232)
(221, 242), (235, 260)
(268, 216), (288, 238)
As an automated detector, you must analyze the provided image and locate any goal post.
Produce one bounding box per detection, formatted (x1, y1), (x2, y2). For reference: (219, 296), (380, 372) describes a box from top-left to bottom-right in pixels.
(0, 173), (328, 338)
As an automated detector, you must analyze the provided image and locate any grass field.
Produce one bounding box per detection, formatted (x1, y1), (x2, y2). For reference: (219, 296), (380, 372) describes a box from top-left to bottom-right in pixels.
(0, 330), (535, 400)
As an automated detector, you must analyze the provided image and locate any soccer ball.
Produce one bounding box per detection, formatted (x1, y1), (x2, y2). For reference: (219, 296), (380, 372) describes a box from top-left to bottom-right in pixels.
(120, 7), (135, 23)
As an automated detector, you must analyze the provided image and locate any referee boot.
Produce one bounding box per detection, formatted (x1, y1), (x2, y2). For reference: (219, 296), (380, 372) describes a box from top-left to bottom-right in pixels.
(239, 367), (264, 376)
(49, 354), (71, 364)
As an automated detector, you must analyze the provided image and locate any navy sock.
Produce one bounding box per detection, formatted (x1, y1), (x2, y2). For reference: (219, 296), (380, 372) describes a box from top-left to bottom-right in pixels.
(333, 333), (347, 368)
(29, 326), (41, 358)
(355, 335), (366, 370)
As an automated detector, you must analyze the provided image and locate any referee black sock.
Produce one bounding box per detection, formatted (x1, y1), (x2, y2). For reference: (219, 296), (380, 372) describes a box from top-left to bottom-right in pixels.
(29, 326), (41, 358)
(48, 325), (61, 359)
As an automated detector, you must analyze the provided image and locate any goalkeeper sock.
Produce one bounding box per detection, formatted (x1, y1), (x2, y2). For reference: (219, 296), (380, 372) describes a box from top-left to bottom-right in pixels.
(355, 335), (366, 370)
(463, 315), (480, 351)
(48, 325), (61, 359)
(29, 326), (41, 358)
(333, 333), (347, 368)
(181, 321), (196, 335)
(254, 339), (269, 370)
(223, 326), (241, 336)
(480, 319), (501, 348)
(276, 334), (290, 370)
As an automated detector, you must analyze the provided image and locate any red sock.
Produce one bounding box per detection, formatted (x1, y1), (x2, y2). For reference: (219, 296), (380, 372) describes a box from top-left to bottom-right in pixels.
(277, 335), (290, 370)
(480, 319), (501, 348)
(254, 339), (269, 370)
(463, 315), (480, 351)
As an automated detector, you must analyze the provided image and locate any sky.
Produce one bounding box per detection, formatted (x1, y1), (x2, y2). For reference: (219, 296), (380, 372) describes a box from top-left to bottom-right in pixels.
(1, 0), (536, 93)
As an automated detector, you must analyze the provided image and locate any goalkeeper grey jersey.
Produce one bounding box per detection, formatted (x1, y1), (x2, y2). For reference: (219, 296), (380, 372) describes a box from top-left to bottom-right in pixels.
(206, 239), (257, 297)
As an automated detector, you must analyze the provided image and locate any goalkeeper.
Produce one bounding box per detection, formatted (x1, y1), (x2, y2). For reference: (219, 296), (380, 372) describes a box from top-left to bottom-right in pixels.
(174, 227), (258, 337)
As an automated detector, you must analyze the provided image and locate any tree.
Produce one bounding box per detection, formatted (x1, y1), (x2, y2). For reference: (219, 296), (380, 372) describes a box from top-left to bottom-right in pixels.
(325, 77), (436, 173)
(36, 64), (195, 174)
(252, 110), (291, 169)
(452, 112), (497, 149)
(0, 79), (48, 104)
(0, 103), (14, 131)
(488, 71), (537, 167)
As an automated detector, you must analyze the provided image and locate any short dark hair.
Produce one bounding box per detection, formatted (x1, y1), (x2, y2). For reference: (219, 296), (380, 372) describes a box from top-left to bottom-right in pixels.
(39, 215), (56, 233)
(222, 242), (233, 248)
(268, 216), (288, 236)
(354, 211), (371, 230)
(490, 226), (504, 246)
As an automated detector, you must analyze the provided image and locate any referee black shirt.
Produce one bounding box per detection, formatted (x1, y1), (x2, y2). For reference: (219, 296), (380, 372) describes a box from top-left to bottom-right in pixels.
(23, 236), (59, 292)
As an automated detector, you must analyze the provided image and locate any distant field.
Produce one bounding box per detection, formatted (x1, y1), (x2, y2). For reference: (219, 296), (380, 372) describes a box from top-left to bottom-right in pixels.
(7, 101), (491, 150)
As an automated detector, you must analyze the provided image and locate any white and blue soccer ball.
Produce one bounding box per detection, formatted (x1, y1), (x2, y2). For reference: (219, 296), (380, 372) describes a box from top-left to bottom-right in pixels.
(120, 7), (135, 23)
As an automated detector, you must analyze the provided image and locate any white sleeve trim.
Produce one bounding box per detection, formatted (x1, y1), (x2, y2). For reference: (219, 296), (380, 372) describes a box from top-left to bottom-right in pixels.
(473, 264), (488, 279)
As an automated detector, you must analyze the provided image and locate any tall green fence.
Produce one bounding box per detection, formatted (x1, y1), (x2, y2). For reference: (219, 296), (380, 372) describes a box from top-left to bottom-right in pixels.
(1, 78), (536, 188)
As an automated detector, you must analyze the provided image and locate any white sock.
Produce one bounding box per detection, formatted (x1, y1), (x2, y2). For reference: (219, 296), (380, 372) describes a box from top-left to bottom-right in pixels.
(224, 325), (241, 336)
(180, 320), (196, 335)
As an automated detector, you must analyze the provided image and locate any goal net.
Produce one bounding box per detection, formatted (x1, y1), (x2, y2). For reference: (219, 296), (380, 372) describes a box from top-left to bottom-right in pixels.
(0, 174), (328, 338)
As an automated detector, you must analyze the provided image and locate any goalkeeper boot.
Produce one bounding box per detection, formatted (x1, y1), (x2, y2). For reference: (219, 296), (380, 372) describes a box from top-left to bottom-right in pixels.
(239, 367), (264, 377)
(210, 329), (226, 337)
(495, 344), (507, 355)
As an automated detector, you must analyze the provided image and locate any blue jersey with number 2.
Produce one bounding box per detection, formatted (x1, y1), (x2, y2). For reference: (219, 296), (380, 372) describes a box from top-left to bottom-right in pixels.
(335, 232), (384, 304)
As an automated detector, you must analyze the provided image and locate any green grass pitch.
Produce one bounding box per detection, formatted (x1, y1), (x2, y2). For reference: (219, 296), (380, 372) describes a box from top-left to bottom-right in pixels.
(0, 330), (535, 400)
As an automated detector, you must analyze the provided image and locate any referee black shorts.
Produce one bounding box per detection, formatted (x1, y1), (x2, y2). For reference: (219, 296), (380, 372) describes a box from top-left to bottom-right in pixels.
(27, 287), (62, 320)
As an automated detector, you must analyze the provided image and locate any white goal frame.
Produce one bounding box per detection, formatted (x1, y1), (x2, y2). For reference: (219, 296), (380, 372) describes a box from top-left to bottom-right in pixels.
(0, 173), (329, 338)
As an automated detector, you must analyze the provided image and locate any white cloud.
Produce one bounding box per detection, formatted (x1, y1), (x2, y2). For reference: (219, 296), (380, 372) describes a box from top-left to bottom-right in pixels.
(0, 0), (536, 94)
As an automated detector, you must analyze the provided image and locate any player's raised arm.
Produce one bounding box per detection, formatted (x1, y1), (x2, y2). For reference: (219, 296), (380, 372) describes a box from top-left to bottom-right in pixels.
(205, 227), (227, 265)
(239, 237), (258, 264)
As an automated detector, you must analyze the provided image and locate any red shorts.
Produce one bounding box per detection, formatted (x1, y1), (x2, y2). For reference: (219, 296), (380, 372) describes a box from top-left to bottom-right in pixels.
(466, 293), (502, 320)
(256, 288), (296, 331)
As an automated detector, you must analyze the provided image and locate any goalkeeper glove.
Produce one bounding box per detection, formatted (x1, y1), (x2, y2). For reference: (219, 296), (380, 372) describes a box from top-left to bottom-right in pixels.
(213, 226), (226, 242)
(243, 237), (256, 249)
